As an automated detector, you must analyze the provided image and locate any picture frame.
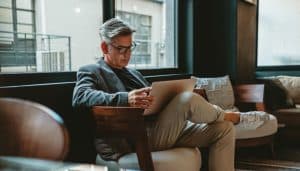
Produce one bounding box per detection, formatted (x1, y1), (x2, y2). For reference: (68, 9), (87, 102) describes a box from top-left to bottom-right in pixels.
(243, 0), (257, 5)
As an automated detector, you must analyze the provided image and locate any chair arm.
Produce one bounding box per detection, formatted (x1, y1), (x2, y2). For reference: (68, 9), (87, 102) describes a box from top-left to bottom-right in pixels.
(91, 106), (154, 171)
(233, 84), (266, 111)
(92, 106), (144, 116)
(91, 106), (145, 137)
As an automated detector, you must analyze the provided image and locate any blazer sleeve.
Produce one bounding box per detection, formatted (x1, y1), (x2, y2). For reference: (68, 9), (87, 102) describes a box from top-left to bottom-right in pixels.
(72, 66), (128, 108)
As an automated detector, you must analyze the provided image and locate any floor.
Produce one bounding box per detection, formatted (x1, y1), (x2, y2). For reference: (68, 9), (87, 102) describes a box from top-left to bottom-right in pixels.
(235, 144), (300, 171)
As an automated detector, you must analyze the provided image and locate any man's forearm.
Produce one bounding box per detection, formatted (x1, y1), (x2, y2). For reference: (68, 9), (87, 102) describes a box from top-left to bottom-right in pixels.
(73, 88), (128, 108)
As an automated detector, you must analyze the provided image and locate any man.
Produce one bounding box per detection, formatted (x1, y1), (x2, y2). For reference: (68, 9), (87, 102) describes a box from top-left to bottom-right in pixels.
(72, 18), (239, 171)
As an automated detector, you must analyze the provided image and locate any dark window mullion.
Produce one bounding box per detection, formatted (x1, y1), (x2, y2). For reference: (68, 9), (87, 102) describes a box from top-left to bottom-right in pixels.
(15, 8), (34, 12)
(17, 23), (33, 26)
(0, 21), (14, 25)
(31, 0), (36, 34)
(0, 6), (12, 10)
(11, 0), (17, 42)
(103, 0), (115, 22)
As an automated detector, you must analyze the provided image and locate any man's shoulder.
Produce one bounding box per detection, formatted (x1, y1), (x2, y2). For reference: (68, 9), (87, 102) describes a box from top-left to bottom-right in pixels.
(126, 67), (141, 75)
(78, 60), (107, 72)
(79, 63), (98, 70)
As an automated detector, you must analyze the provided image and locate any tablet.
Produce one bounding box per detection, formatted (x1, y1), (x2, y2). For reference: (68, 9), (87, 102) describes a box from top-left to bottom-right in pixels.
(143, 79), (196, 115)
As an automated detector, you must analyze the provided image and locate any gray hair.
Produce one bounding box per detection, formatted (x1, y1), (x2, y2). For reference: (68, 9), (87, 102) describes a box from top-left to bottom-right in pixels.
(99, 18), (135, 43)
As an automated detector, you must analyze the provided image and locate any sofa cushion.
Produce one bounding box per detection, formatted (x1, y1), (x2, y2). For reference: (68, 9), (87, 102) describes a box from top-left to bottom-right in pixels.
(274, 108), (300, 127)
(277, 76), (300, 104)
(191, 75), (235, 110)
(235, 114), (278, 139)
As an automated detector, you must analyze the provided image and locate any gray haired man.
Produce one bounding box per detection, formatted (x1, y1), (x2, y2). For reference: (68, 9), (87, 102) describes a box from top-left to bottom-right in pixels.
(73, 18), (239, 171)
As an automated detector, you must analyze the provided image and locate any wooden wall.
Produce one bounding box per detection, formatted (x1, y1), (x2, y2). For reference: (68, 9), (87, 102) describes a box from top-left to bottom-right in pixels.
(193, 0), (237, 79)
(193, 0), (258, 83)
(237, 1), (258, 83)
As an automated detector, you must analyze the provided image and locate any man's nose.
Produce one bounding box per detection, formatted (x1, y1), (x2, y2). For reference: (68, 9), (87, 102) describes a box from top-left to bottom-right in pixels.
(119, 53), (126, 58)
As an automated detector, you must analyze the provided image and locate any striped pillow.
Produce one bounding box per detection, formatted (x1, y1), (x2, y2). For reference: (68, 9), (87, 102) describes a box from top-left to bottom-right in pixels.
(191, 75), (235, 110)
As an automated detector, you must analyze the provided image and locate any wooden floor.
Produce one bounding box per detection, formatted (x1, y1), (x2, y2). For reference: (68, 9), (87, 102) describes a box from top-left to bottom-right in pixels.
(235, 144), (300, 171)
(237, 160), (300, 170)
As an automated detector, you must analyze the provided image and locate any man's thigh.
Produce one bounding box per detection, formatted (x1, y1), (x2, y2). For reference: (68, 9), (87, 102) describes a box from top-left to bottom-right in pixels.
(174, 121), (233, 148)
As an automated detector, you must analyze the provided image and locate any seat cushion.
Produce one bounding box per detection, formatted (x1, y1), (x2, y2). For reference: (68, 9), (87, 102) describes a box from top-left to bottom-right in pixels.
(118, 147), (201, 171)
(96, 147), (201, 171)
(236, 114), (278, 139)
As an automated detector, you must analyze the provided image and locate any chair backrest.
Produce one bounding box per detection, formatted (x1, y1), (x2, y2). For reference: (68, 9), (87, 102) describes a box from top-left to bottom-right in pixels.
(194, 84), (266, 111)
(233, 84), (266, 111)
(0, 98), (69, 160)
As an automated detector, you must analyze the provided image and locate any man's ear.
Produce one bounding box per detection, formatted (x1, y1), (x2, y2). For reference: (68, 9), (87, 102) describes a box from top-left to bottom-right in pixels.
(101, 42), (108, 54)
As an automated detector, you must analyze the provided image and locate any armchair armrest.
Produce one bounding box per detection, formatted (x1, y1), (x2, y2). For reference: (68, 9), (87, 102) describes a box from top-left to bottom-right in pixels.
(91, 106), (154, 171)
(193, 84), (266, 111)
(233, 84), (266, 111)
(92, 106), (144, 136)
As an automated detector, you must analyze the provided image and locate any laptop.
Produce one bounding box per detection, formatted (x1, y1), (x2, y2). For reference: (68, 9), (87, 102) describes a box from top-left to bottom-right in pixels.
(143, 78), (196, 115)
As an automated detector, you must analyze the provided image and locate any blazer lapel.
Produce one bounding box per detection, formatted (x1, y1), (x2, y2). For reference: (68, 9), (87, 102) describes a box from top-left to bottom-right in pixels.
(98, 60), (126, 92)
(127, 69), (149, 87)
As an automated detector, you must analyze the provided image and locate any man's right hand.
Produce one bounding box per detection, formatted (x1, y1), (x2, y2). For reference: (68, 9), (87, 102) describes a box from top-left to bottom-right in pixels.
(128, 87), (154, 109)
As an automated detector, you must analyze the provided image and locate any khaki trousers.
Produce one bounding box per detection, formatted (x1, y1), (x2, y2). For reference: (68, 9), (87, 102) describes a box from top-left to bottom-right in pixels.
(146, 92), (235, 171)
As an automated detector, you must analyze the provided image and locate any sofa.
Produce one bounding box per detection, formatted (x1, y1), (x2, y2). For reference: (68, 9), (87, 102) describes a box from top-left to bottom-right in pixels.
(261, 76), (300, 144)
(192, 75), (278, 148)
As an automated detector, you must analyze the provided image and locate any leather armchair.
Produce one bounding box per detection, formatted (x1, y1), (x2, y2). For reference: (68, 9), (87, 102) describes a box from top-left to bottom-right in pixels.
(0, 98), (69, 160)
(92, 106), (201, 171)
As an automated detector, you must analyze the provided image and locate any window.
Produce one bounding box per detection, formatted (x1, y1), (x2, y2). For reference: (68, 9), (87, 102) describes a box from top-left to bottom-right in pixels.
(257, 0), (300, 67)
(116, 11), (152, 66)
(0, 0), (103, 73)
(115, 0), (176, 69)
(0, 0), (188, 86)
(0, 0), (36, 72)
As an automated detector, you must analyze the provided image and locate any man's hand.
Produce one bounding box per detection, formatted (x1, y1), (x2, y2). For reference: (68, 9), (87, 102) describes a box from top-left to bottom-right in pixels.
(128, 87), (154, 109)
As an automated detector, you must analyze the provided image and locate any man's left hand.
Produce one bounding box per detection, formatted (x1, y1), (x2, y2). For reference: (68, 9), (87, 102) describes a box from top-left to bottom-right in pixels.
(128, 87), (154, 109)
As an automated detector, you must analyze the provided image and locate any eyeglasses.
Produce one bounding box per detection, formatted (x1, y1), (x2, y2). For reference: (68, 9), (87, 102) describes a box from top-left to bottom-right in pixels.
(109, 41), (137, 54)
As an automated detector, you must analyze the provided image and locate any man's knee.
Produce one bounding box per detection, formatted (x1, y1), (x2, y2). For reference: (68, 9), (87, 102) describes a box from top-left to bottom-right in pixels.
(214, 121), (235, 138)
(175, 91), (206, 106)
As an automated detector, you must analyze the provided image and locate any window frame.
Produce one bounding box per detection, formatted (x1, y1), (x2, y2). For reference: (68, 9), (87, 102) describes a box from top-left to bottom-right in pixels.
(0, 0), (192, 86)
(255, 0), (300, 75)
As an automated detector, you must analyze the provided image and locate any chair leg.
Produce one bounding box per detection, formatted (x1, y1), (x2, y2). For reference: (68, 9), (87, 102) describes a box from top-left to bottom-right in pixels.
(135, 135), (154, 171)
(270, 140), (276, 159)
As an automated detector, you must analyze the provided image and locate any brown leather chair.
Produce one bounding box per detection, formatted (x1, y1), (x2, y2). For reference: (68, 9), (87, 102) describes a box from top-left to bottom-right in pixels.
(0, 98), (69, 160)
(92, 90), (207, 171)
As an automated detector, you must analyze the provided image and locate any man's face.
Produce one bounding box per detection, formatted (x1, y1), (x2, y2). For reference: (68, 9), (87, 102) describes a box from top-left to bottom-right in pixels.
(103, 34), (134, 69)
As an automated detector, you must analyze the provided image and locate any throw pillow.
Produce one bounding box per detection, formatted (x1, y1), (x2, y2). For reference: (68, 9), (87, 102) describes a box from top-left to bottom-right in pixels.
(262, 77), (295, 110)
(277, 76), (300, 104)
(191, 75), (235, 110)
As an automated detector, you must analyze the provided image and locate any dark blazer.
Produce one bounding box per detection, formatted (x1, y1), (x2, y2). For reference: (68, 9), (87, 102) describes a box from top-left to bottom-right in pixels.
(72, 59), (150, 161)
